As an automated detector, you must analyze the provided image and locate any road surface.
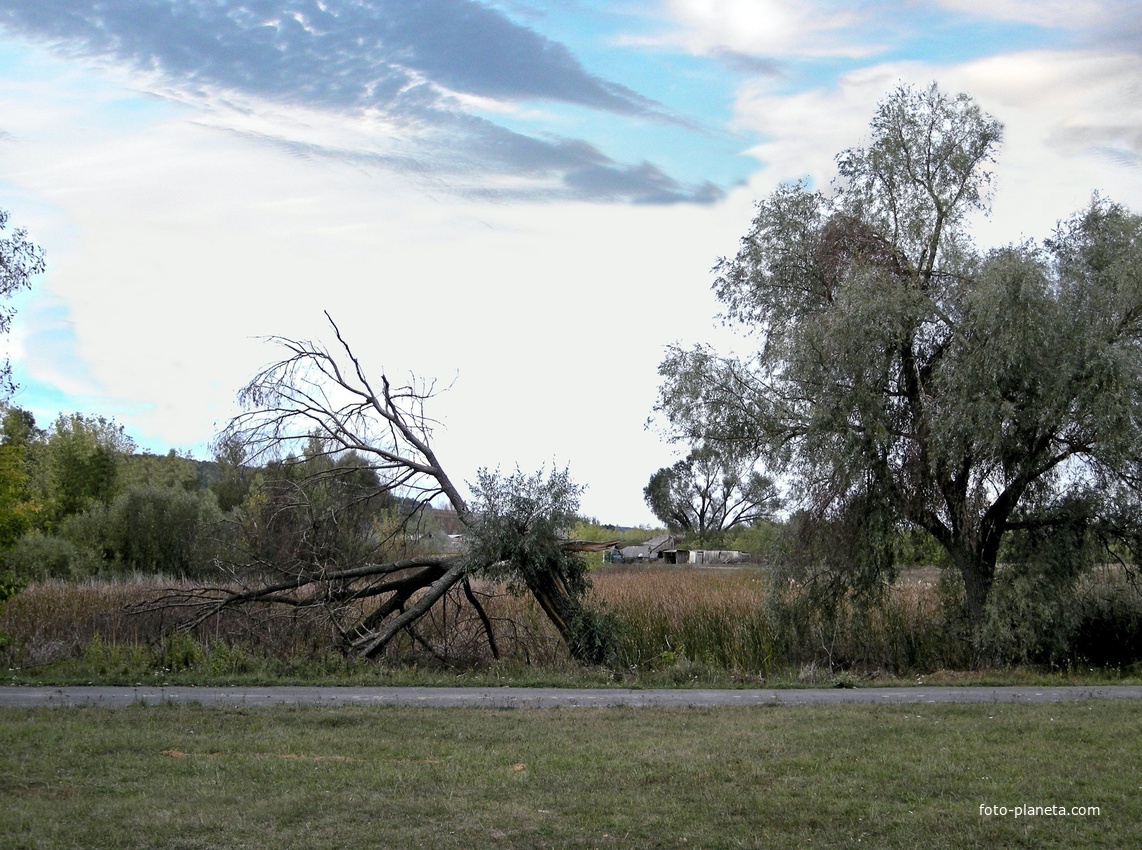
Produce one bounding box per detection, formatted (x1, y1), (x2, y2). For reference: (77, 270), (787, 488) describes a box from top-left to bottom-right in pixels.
(2, 684), (1140, 708)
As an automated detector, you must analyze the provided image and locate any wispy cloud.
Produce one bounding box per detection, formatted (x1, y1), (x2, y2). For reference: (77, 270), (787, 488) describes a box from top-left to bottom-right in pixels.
(0, 0), (722, 203)
(730, 47), (1142, 242)
(933, 0), (1142, 53)
(0, 0), (658, 113)
(630, 0), (885, 62)
(933, 0), (1110, 28)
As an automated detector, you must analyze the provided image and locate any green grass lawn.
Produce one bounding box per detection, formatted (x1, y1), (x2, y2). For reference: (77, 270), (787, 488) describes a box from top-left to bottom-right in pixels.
(1, 701), (1138, 849)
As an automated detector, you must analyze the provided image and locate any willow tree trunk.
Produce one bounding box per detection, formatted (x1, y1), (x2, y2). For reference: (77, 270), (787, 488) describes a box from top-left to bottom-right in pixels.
(524, 569), (610, 666)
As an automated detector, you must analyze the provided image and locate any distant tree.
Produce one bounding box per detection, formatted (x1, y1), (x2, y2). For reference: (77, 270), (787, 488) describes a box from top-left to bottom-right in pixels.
(234, 438), (396, 575)
(0, 208), (45, 398)
(0, 407), (43, 548)
(122, 450), (200, 492)
(1, 406), (40, 446)
(99, 483), (221, 578)
(569, 519), (662, 547)
(39, 413), (135, 524)
(722, 520), (781, 561)
(0, 403), (43, 600)
(208, 431), (255, 512)
(2, 410), (225, 581)
(643, 444), (778, 547)
(655, 83), (1142, 633)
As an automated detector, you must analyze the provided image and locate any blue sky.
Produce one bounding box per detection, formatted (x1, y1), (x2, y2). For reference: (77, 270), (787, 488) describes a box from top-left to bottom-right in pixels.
(0, 0), (1140, 525)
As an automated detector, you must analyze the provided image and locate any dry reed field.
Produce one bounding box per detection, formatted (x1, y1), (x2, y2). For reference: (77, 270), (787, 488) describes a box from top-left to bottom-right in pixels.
(2, 564), (1139, 681)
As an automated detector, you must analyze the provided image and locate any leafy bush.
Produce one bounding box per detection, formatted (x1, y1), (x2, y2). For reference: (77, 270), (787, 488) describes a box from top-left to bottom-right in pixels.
(973, 569), (1081, 667)
(566, 606), (626, 668)
(47, 483), (223, 579)
(102, 483), (222, 578)
(465, 468), (620, 665)
(1, 531), (102, 581)
(1071, 572), (1142, 667)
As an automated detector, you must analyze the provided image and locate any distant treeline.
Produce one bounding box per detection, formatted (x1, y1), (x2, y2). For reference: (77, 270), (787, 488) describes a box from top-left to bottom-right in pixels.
(0, 406), (437, 589)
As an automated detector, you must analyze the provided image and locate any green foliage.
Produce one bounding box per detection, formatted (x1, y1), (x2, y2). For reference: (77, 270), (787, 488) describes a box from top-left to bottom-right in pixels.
(893, 527), (945, 567)
(160, 631), (206, 671)
(1, 406), (40, 447)
(568, 519), (662, 546)
(209, 431), (255, 512)
(0, 407), (44, 548)
(1071, 572), (1142, 667)
(228, 439), (397, 575)
(101, 483), (222, 578)
(974, 569), (1081, 668)
(466, 467), (620, 665)
(0, 531), (101, 581)
(81, 633), (154, 677)
(466, 467), (586, 594)
(564, 606), (626, 668)
(0, 406), (227, 581)
(0, 569), (19, 602)
(38, 412), (135, 526)
(770, 500), (899, 615)
(656, 82), (1142, 633)
(0, 207), (44, 397)
(122, 450), (199, 491)
(643, 443), (778, 547)
(204, 640), (256, 677)
(3, 484), (224, 581)
(568, 519), (664, 568)
(722, 520), (779, 560)
(0, 442), (40, 548)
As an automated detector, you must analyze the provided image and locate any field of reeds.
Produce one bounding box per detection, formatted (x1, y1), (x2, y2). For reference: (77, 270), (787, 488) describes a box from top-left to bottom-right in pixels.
(3, 563), (1142, 684)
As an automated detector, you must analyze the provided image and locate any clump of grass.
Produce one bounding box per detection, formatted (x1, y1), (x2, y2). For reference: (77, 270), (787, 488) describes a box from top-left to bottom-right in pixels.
(592, 568), (775, 675)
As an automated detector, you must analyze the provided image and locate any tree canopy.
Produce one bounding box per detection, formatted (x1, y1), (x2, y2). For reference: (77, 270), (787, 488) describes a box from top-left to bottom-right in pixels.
(656, 83), (1142, 630)
(643, 444), (777, 547)
(0, 208), (44, 398)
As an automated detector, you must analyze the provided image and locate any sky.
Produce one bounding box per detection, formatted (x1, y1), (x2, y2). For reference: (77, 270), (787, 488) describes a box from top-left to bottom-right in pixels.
(0, 0), (1140, 527)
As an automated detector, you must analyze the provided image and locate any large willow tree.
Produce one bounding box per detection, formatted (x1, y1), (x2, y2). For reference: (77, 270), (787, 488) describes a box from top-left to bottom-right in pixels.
(657, 84), (1142, 630)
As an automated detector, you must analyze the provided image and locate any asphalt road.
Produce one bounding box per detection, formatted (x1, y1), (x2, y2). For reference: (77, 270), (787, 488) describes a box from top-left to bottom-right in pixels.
(2, 685), (1141, 708)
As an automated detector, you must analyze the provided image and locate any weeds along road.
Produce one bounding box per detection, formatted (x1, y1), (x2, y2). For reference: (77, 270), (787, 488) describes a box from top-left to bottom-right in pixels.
(2, 685), (1142, 708)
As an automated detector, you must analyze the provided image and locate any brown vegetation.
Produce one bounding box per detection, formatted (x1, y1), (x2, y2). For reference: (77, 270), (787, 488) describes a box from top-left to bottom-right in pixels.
(3, 563), (1140, 678)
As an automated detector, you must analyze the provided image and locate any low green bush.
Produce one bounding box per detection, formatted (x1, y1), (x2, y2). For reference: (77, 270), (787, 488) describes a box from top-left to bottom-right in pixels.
(1, 531), (102, 581)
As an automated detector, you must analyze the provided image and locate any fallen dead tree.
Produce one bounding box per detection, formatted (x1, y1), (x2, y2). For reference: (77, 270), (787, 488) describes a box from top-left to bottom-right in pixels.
(149, 314), (616, 665)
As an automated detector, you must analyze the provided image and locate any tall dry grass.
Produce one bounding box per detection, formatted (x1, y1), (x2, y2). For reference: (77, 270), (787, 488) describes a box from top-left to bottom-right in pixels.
(768, 571), (968, 675)
(0, 577), (353, 668)
(0, 576), (570, 672)
(591, 567), (774, 672)
(3, 564), (1139, 677)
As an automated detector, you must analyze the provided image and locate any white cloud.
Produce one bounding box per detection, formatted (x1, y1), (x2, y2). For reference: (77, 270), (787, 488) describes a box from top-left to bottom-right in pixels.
(0, 52), (760, 524)
(729, 50), (1142, 245)
(5, 6), (1142, 527)
(630, 0), (878, 60)
(732, 63), (911, 186)
(933, 0), (1111, 27)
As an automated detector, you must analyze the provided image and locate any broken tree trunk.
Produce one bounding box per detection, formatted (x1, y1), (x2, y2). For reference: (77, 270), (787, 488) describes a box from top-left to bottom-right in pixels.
(151, 315), (616, 665)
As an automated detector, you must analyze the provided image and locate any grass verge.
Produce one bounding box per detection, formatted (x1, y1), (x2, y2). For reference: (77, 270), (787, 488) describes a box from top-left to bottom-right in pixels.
(1, 701), (1138, 849)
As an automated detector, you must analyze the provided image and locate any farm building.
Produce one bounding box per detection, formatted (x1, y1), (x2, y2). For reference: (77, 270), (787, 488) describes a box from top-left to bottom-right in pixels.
(617, 534), (682, 563)
(661, 548), (748, 565)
